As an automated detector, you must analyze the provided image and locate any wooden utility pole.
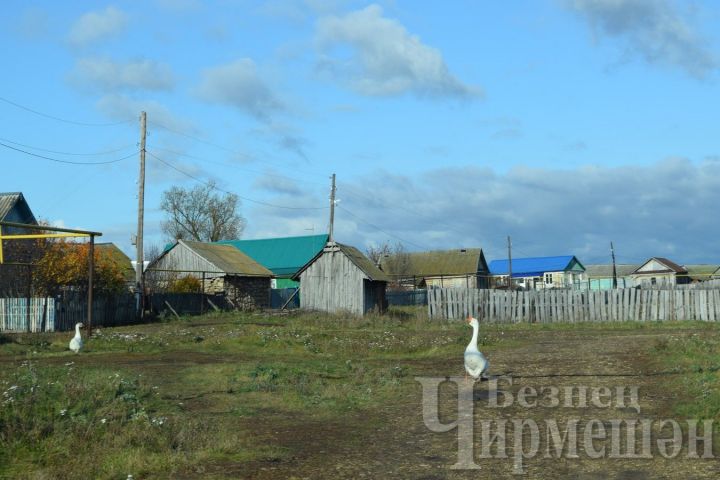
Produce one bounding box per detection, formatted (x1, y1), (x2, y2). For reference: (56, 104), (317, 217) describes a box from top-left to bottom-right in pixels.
(87, 235), (95, 336)
(507, 235), (513, 290)
(328, 173), (336, 243)
(136, 111), (147, 317)
(611, 241), (618, 289)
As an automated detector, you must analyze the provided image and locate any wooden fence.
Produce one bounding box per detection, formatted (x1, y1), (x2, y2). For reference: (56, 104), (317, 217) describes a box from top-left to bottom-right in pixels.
(428, 288), (720, 323)
(0, 298), (55, 332)
(0, 294), (137, 332)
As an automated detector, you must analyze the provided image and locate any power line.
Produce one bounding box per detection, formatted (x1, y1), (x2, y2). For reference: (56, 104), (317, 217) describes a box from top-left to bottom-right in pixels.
(147, 144), (326, 187)
(0, 95), (132, 127)
(146, 150), (328, 211)
(148, 120), (253, 161)
(336, 205), (430, 251)
(0, 141), (137, 165)
(147, 120), (328, 179)
(0, 136), (135, 156)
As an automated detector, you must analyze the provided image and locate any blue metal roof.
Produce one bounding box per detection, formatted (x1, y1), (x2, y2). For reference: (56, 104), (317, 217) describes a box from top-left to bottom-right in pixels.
(489, 256), (584, 277)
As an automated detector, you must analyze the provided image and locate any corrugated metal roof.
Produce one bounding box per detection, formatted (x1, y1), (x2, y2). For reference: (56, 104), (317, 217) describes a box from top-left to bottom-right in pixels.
(181, 240), (273, 276)
(489, 256), (584, 277)
(585, 264), (640, 278)
(216, 234), (328, 277)
(0, 192), (22, 220)
(380, 248), (487, 276)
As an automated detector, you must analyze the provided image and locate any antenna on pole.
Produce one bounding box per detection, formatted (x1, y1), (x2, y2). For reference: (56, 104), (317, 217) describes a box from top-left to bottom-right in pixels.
(611, 241), (617, 289)
(328, 173), (336, 243)
(136, 111), (146, 317)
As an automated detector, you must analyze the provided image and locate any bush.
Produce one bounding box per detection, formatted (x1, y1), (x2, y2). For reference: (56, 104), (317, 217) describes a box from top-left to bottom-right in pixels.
(170, 275), (202, 293)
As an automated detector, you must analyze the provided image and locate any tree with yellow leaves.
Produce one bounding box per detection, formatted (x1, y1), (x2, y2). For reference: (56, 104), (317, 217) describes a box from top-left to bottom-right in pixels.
(33, 242), (127, 296)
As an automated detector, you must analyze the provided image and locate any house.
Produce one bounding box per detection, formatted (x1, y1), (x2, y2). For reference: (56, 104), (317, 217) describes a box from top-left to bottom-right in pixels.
(684, 264), (720, 283)
(584, 264), (640, 290)
(96, 243), (135, 286)
(379, 248), (490, 289)
(292, 241), (389, 315)
(630, 257), (689, 288)
(216, 234), (327, 288)
(146, 240), (274, 310)
(0, 192), (39, 295)
(489, 255), (586, 290)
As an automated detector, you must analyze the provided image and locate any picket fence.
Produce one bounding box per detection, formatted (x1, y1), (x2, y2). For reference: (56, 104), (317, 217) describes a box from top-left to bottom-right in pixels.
(0, 294), (137, 333)
(0, 298), (55, 332)
(427, 288), (720, 323)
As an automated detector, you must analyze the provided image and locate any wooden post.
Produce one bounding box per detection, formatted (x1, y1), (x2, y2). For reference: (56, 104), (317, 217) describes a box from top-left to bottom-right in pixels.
(136, 111), (147, 318)
(507, 236), (513, 290)
(201, 271), (205, 315)
(87, 235), (94, 336)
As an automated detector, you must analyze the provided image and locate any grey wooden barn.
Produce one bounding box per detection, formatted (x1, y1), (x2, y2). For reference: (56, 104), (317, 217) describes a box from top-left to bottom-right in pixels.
(146, 240), (274, 310)
(292, 242), (389, 315)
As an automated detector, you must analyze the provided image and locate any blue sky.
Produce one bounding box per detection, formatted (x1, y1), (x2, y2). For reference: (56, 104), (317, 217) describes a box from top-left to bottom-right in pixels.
(2, 0), (719, 265)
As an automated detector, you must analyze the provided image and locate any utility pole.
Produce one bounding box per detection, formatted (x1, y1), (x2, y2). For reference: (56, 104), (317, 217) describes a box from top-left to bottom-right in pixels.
(328, 173), (336, 243)
(136, 111), (147, 317)
(507, 235), (513, 290)
(611, 241), (617, 289)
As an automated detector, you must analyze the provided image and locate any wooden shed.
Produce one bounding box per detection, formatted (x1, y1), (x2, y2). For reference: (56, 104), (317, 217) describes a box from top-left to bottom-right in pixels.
(146, 240), (274, 310)
(292, 242), (389, 315)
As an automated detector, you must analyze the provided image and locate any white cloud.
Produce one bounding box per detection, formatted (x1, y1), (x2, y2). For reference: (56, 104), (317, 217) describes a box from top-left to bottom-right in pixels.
(565, 0), (718, 77)
(245, 158), (720, 264)
(195, 58), (284, 120)
(67, 6), (128, 47)
(315, 4), (480, 98)
(96, 93), (197, 134)
(70, 57), (175, 92)
(253, 171), (304, 195)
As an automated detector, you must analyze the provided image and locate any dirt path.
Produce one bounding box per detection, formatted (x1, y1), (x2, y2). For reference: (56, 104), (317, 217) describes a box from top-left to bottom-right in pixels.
(235, 329), (719, 479)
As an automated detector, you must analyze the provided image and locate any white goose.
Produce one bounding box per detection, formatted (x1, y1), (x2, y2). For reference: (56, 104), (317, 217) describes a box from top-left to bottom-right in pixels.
(464, 315), (488, 381)
(69, 323), (84, 353)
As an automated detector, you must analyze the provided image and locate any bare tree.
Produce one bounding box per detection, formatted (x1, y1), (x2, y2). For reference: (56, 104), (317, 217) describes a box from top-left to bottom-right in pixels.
(366, 242), (392, 266)
(368, 241), (412, 280)
(160, 182), (246, 242)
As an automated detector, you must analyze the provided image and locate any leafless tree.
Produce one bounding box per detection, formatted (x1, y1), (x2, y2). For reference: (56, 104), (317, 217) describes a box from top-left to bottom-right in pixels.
(160, 182), (246, 242)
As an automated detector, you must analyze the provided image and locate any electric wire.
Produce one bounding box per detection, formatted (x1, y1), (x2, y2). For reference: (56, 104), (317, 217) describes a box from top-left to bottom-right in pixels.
(0, 141), (138, 165)
(336, 205), (430, 251)
(0, 95), (133, 127)
(0, 136), (136, 156)
(147, 144), (326, 187)
(146, 150), (328, 211)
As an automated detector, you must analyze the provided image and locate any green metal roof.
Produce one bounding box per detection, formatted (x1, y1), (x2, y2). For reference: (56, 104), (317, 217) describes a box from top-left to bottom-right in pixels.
(216, 234), (328, 277)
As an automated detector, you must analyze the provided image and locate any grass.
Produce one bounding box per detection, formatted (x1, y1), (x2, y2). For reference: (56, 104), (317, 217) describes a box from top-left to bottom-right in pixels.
(649, 328), (720, 423)
(1, 308), (719, 478)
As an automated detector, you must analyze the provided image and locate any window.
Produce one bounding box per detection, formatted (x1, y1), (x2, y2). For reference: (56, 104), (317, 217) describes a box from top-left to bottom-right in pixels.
(544, 273), (553, 285)
(651, 277), (657, 285)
